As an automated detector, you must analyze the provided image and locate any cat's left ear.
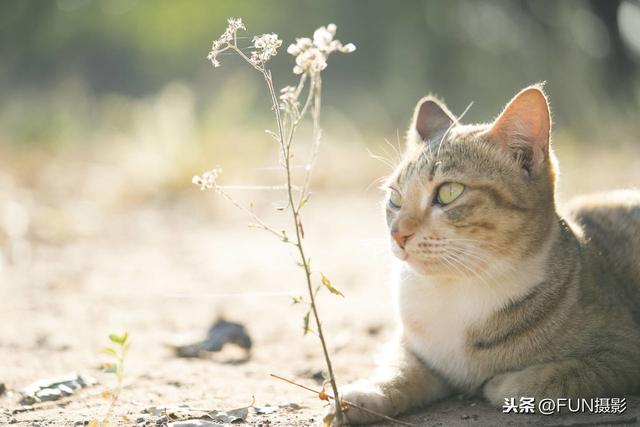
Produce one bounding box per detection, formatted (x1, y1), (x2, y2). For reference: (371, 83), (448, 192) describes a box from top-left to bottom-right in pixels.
(411, 96), (456, 143)
(487, 85), (551, 175)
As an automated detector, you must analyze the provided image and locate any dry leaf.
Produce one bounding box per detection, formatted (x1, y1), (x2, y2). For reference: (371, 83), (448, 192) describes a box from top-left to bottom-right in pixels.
(321, 274), (344, 297)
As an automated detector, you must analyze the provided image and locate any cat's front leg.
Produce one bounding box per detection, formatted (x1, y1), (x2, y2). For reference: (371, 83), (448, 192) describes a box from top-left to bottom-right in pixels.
(483, 356), (636, 407)
(327, 344), (452, 425)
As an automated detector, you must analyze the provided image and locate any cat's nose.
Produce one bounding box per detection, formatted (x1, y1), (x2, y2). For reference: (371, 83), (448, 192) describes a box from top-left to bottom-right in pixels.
(392, 229), (414, 249)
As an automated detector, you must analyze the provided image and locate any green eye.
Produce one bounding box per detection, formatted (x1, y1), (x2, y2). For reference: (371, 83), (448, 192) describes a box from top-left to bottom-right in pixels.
(437, 182), (465, 205)
(389, 189), (402, 209)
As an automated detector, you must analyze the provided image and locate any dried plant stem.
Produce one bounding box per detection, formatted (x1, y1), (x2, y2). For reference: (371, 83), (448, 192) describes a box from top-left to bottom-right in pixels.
(215, 185), (289, 242)
(270, 374), (417, 427)
(299, 76), (322, 207)
(203, 24), (353, 425)
(261, 69), (345, 425)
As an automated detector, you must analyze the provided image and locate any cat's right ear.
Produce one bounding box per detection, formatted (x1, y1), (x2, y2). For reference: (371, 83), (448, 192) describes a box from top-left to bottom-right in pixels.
(411, 96), (456, 143)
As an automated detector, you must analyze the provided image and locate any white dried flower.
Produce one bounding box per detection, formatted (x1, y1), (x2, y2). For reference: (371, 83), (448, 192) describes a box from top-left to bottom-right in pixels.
(227, 17), (245, 32)
(342, 43), (356, 53)
(279, 85), (298, 109)
(250, 33), (283, 66)
(207, 18), (246, 67)
(294, 47), (327, 74)
(286, 24), (355, 75)
(313, 26), (334, 51)
(192, 168), (222, 191)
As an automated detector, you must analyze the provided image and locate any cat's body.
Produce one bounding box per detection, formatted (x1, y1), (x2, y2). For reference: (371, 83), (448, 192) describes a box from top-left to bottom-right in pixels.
(330, 86), (640, 424)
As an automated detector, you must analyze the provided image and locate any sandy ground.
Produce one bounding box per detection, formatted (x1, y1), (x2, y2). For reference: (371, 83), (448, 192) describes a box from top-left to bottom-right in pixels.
(1, 145), (640, 426)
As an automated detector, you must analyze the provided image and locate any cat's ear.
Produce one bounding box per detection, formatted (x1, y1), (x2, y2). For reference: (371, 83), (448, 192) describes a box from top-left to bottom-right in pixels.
(412, 96), (456, 142)
(487, 85), (551, 175)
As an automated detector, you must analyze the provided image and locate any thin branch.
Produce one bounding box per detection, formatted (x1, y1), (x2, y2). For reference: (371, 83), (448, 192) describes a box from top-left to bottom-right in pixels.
(270, 374), (417, 427)
(298, 76), (322, 209)
(214, 185), (289, 242)
(261, 68), (344, 423)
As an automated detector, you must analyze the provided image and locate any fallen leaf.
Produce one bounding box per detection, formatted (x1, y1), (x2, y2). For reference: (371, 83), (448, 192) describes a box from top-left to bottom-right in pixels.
(208, 405), (249, 423)
(145, 403), (250, 424)
(254, 405), (278, 415)
(169, 421), (223, 427)
(174, 319), (252, 358)
(19, 373), (97, 405)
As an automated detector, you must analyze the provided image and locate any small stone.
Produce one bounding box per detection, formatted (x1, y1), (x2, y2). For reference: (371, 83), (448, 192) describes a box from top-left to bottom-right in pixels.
(136, 417), (145, 423)
(9, 418), (17, 424)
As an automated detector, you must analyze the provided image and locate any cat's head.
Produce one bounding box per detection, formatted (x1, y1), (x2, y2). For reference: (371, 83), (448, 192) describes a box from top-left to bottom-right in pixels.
(386, 85), (558, 278)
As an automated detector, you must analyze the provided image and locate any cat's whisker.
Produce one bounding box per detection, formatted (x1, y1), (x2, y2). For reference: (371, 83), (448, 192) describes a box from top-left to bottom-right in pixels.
(446, 246), (493, 266)
(367, 148), (396, 171)
(366, 174), (393, 192)
(442, 250), (491, 287)
(439, 252), (470, 279)
(441, 238), (505, 254)
(383, 136), (402, 163)
(378, 141), (400, 165)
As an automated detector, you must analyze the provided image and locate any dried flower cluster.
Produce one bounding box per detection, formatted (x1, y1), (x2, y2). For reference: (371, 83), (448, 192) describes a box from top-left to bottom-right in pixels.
(207, 18), (246, 67)
(250, 33), (283, 67)
(279, 85), (298, 108)
(287, 23), (356, 75)
(192, 168), (221, 191)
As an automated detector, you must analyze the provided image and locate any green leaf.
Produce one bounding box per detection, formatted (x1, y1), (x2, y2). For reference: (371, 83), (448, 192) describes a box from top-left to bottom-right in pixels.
(299, 194), (311, 209)
(321, 274), (344, 297)
(302, 311), (311, 335)
(100, 347), (117, 357)
(291, 295), (304, 305)
(109, 332), (129, 346)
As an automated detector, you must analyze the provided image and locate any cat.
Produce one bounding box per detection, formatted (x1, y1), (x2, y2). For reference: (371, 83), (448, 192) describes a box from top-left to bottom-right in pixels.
(329, 84), (640, 424)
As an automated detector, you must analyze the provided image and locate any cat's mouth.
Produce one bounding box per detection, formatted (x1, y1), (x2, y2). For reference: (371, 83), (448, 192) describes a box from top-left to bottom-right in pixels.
(392, 237), (484, 277)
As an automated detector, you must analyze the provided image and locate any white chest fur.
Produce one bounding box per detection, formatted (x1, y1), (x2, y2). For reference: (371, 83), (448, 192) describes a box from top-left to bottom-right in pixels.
(393, 260), (542, 390)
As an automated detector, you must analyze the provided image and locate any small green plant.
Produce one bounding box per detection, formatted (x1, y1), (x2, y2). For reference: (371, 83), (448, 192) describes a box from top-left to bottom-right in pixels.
(193, 18), (355, 425)
(95, 332), (130, 426)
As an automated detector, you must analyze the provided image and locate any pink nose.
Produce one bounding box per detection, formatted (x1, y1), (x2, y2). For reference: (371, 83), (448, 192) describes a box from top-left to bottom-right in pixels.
(392, 229), (414, 249)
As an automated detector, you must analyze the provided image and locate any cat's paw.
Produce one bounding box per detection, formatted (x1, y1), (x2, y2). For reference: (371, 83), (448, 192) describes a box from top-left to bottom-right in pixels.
(483, 371), (529, 407)
(324, 383), (389, 425)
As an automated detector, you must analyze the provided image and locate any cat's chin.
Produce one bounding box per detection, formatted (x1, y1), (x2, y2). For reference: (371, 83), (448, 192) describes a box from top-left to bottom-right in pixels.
(402, 256), (458, 278)
(391, 246), (408, 261)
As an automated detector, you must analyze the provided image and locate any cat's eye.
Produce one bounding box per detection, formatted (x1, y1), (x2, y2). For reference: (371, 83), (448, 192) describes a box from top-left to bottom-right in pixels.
(436, 182), (465, 205)
(388, 189), (402, 209)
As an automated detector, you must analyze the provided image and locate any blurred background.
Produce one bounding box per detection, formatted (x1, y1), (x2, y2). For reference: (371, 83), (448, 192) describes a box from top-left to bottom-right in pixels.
(2, 0), (640, 192)
(1, 1), (640, 423)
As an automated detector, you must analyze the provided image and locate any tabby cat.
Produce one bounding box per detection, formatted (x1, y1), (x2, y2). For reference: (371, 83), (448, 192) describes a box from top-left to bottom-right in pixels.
(332, 85), (640, 424)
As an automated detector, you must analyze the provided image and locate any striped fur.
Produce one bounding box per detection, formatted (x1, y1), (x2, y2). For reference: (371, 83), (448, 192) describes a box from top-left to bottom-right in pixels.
(331, 86), (640, 424)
